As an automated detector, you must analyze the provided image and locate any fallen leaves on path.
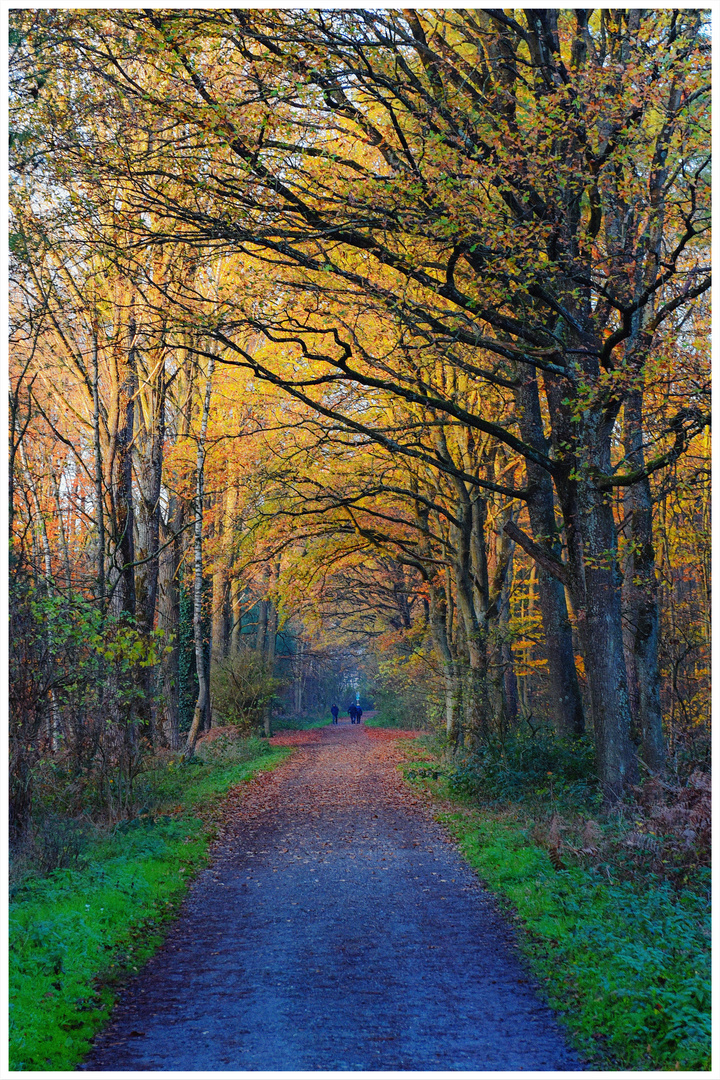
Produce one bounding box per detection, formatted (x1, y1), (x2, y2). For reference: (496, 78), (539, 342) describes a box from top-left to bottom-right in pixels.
(212, 726), (428, 848)
(364, 728), (419, 741)
(269, 729), (324, 747)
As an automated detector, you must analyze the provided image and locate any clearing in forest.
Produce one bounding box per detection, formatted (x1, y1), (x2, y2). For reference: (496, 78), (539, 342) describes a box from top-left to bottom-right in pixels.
(82, 722), (583, 1071)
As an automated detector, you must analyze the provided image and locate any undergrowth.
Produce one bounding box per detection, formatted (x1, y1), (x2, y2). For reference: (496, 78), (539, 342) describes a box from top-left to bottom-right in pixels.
(401, 732), (711, 1072)
(364, 712), (425, 730)
(269, 712), (332, 733)
(9, 738), (291, 1072)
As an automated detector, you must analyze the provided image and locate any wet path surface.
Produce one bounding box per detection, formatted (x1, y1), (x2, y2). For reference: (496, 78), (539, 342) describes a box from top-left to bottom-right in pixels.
(82, 722), (584, 1071)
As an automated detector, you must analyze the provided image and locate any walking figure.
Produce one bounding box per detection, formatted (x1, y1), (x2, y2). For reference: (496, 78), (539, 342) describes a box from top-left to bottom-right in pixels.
(356, 706), (363, 724)
(348, 704), (357, 724)
(331, 704), (339, 724)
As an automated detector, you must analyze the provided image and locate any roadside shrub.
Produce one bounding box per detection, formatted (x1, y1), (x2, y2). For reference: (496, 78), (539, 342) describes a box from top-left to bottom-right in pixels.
(196, 734), (272, 765)
(445, 728), (598, 807)
(268, 713), (331, 733)
(33, 814), (93, 875)
(210, 649), (278, 731)
(10, 571), (167, 843)
(366, 709), (425, 729)
(608, 770), (712, 890)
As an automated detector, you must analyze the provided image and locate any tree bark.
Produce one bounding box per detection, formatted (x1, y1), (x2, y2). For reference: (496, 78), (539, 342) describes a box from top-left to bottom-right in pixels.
(184, 353), (215, 759)
(135, 362), (165, 635)
(91, 326), (106, 608)
(261, 598), (278, 738)
(256, 597), (268, 657)
(51, 469), (72, 593)
(110, 314), (137, 619)
(434, 430), (489, 741)
(157, 496), (181, 749)
(549, 395), (637, 797)
(429, 578), (460, 745)
(515, 374), (585, 736)
(415, 498), (461, 745)
(211, 482), (237, 667)
(622, 389), (665, 773)
(230, 577), (242, 655)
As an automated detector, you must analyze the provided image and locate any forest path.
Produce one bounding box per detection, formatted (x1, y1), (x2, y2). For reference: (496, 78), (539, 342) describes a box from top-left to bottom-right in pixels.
(82, 721), (583, 1071)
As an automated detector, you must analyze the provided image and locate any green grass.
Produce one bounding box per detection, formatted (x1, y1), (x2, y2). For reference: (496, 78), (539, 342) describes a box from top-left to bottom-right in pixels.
(364, 712), (425, 730)
(443, 812), (710, 1070)
(9, 742), (292, 1072)
(399, 745), (711, 1071)
(269, 713), (332, 733)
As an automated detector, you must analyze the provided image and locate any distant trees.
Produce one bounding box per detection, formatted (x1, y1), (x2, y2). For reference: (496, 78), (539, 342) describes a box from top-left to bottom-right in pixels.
(10, 9), (709, 805)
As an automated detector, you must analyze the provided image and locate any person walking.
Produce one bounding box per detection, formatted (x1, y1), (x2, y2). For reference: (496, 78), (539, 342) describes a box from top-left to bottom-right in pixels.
(330, 704), (339, 724)
(356, 706), (363, 724)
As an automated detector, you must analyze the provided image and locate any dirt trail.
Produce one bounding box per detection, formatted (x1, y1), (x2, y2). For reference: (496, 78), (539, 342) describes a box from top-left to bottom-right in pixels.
(82, 722), (584, 1071)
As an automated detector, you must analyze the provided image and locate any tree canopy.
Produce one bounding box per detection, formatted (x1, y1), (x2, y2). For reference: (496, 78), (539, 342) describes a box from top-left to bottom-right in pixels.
(10, 8), (710, 817)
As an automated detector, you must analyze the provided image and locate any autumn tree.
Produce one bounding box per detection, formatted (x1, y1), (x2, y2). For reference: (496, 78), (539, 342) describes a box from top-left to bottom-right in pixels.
(11, 9), (710, 798)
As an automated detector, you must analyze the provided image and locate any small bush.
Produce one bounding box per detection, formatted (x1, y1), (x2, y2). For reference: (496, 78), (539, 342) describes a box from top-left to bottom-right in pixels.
(34, 814), (94, 874)
(268, 713), (331, 734)
(196, 734), (271, 765)
(367, 707), (428, 730)
(444, 728), (598, 807)
(210, 650), (278, 731)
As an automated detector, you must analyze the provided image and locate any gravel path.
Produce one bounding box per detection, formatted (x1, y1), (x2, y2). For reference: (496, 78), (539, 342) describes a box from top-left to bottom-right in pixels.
(82, 721), (584, 1071)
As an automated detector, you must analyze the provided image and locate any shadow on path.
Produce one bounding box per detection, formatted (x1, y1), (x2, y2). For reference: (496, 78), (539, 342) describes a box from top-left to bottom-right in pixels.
(82, 722), (584, 1071)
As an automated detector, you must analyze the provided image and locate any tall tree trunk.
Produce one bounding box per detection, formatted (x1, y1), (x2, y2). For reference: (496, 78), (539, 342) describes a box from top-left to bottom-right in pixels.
(622, 389), (665, 773)
(435, 427), (491, 743)
(447, 508), (488, 735)
(51, 469), (73, 593)
(256, 597), (268, 657)
(485, 506), (516, 738)
(515, 374), (584, 736)
(429, 578), (460, 745)
(110, 317), (137, 619)
(157, 496), (181, 749)
(262, 598), (277, 738)
(417, 501), (461, 745)
(211, 567), (227, 666)
(563, 473), (637, 797)
(135, 359), (166, 745)
(293, 637), (305, 715)
(135, 370), (165, 635)
(230, 577), (242, 655)
(161, 349), (194, 747)
(211, 483), (237, 667)
(20, 443), (53, 584)
(20, 444), (62, 749)
(519, 563), (537, 715)
(91, 327), (106, 608)
(255, 561), (269, 657)
(513, 381), (638, 797)
(184, 354), (215, 759)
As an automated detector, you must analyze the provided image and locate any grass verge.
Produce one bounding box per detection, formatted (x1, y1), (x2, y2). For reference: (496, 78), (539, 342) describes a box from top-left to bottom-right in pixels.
(400, 743), (710, 1072)
(364, 712), (426, 730)
(9, 740), (292, 1072)
(270, 713), (332, 733)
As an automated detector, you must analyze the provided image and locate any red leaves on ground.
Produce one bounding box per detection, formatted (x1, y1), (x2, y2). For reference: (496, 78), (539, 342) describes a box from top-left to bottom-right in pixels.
(212, 725), (427, 846)
(269, 729), (324, 747)
(364, 728), (419, 741)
